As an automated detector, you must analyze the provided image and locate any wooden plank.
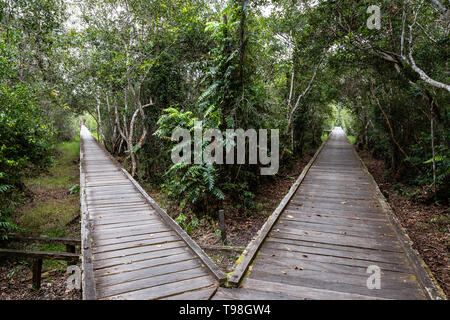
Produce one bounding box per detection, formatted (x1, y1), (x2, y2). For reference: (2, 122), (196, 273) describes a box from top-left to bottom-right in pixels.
(93, 247), (189, 270)
(102, 275), (216, 300)
(96, 259), (203, 287)
(268, 230), (402, 252)
(265, 237), (408, 265)
(92, 231), (176, 247)
(228, 133), (331, 286)
(93, 220), (164, 231)
(93, 240), (185, 261)
(242, 278), (386, 300)
(91, 216), (161, 228)
(94, 252), (194, 277)
(92, 224), (171, 241)
(92, 235), (179, 254)
(212, 287), (300, 300)
(274, 220), (395, 240)
(278, 213), (390, 229)
(97, 268), (211, 299)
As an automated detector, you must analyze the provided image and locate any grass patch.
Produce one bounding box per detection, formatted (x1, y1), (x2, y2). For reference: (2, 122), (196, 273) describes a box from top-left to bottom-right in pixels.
(14, 139), (80, 238)
(321, 133), (329, 142)
(26, 139), (80, 192)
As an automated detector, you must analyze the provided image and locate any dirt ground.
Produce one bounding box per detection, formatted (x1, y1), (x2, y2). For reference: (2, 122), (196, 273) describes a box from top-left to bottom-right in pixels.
(358, 150), (449, 298)
(0, 141), (81, 300)
(0, 260), (81, 300)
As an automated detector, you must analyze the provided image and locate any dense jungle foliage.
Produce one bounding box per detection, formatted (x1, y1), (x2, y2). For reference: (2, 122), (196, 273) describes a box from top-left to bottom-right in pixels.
(1, 0), (448, 238)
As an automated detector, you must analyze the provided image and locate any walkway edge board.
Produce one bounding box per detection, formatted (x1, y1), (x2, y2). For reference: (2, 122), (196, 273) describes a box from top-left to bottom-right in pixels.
(350, 140), (446, 300)
(80, 132), (97, 300)
(227, 135), (331, 287)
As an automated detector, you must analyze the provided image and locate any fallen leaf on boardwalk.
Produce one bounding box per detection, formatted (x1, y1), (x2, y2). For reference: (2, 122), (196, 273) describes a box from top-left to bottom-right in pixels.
(99, 216), (103, 219)
(302, 254), (308, 258)
(316, 232), (322, 235)
(248, 266), (253, 271)
(287, 215), (294, 219)
(275, 229), (280, 232)
(339, 231), (347, 235)
(157, 245), (162, 248)
(292, 265), (303, 270)
(281, 270), (287, 275)
(340, 201), (347, 204)
(285, 247), (292, 252)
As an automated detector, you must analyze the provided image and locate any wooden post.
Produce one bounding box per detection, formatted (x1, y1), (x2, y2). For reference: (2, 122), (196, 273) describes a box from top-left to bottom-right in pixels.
(32, 258), (43, 290)
(218, 209), (227, 244)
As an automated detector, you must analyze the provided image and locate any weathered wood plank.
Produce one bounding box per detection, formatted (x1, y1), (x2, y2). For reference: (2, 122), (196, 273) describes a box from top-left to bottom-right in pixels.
(242, 278), (386, 300)
(98, 269), (212, 299)
(103, 275), (216, 300)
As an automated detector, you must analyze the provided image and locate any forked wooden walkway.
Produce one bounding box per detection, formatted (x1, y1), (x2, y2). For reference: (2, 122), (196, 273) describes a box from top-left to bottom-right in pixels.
(216, 127), (443, 300)
(80, 126), (225, 300)
(80, 126), (443, 300)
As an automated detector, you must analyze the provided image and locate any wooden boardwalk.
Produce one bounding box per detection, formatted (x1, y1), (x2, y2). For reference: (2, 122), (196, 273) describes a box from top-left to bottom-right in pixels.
(80, 126), (225, 300)
(216, 127), (443, 300)
(80, 125), (442, 300)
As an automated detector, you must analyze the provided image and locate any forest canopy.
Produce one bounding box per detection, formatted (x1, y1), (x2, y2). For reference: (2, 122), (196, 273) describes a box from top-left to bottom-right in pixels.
(1, 0), (449, 236)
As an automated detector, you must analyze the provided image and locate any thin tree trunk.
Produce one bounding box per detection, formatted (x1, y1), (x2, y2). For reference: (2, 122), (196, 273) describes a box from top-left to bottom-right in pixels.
(96, 96), (105, 146)
(431, 108), (436, 193)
